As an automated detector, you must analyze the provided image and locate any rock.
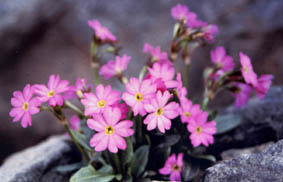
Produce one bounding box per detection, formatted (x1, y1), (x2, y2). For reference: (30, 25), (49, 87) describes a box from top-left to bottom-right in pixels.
(204, 139), (283, 182)
(0, 135), (79, 182)
(206, 86), (283, 158)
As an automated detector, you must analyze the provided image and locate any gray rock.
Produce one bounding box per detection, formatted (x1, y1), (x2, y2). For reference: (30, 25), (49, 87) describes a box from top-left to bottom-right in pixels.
(204, 139), (283, 182)
(0, 135), (78, 182)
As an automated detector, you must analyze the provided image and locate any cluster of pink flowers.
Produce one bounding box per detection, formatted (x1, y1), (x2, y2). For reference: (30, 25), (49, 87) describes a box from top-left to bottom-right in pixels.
(171, 4), (219, 42)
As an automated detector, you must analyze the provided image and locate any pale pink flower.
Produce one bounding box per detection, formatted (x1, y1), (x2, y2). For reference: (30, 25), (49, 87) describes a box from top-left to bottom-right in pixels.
(113, 102), (129, 120)
(187, 111), (217, 147)
(143, 43), (170, 64)
(144, 91), (179, 133)
(179, 97), (201, 124)
(232, 83), (252, 108)
(87, 107), (134, 153)
(9, 84), (41, 128)
(88, 19), (116, 42)
(159, 153), (183, 181)
(99, 54), (131, 79)
(70, 115), (80, 130)
(34, 74), (69, 107)
(171, 4), (190, 22)
(255, 74), (273, 99)
(64, 78), (92, 99)
(210, 46), (234, 72)
(240, 52), (258, 87)
(148, 63), (178, 89)
(203, 24), (219, 42)
(122, 77), (156, 116)
(176, 73), (187, 100)
(81, 84), (121, 116)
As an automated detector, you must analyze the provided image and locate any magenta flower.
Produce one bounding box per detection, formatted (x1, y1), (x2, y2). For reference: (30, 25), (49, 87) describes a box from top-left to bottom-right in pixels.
(187, 111), (217, 147)
(240, 52), (258, 87)
(64, 78), (92, 99)
(70, 115), (80, 130)
(232, 83), (253, 108)
(255, 74), (273, 99)
(175, 73), (187, 100)
(81, 84), (121, 116)
(210, 46), (234, 72)
(99, 54), (131, 80)
(122, 77), (156, 116)
(9, 84), (41, 128)
(179, 97), (201, 124)
(143, 43), (170, 64)
(144, 91), (179, 133)
(34, 74), (69, 107)
(88, 19), (116, 42)
(113, 102), (129, 120)
(148, 63), (178, 89)
(203, 24), (219, 42)
(159, 153), (183, 181)
(87, 107), (134, 153)
(171, 4), (190, 22)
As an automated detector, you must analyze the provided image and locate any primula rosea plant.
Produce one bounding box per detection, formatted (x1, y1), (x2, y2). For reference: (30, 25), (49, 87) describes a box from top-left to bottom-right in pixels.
(9, 4), (273, 182)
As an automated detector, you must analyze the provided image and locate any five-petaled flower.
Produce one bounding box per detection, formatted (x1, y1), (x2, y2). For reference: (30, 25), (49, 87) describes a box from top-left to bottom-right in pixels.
(210, 46), (234, 72)
(255, 74), (273, 99)
(232, 82), (253, 108)
(87, 107), (134, 153)
(34, 74), (69, 107)
(179, 97), (201, 124)
(10, 84), (41, 128)
(159, 153), (184, 181)
(144, 91), (179, 133)
(240, 52), (258, 87)
(122, 77), (156, 116)
(88, 19), (116, 42)
(187, 111), (217, 147)
(81, 84), (121, 115)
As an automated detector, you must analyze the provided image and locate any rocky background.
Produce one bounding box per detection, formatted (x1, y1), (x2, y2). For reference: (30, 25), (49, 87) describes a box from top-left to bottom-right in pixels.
(1, 0), (283, 164)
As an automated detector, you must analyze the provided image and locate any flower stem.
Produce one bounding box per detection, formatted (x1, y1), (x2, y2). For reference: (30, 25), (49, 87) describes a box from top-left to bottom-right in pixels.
(137, 115), (143, 144)
(90, 41), (100, 85)
(64, 101), (84, 117)
(139, 65), (148, 81)
(113, 153), (122, 174)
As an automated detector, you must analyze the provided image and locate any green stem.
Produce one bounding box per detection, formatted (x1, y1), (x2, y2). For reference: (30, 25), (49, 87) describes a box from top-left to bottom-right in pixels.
(90, 41), (100, 85)
(64, 101), (84, 116)
(137, 115), (143, 144)
(139, 65), (148, 81)
(184, 62), (190, 88)
(113, 153), (122, 174)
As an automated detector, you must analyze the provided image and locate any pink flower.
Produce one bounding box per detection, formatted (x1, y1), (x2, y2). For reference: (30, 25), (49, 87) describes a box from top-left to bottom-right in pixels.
(159, 153), (183, 181)
(99, 54), (131, 80)
(255, 74), (273, 99)
(232, 83), (252, 108)
(88, 19), (116, 42)
(210, 46), (234, 72)
(148, 63), (178, 89)
(179, 97), (201, 124)
(87, 107), (134, 153)
(34, 74), (69, 107)
(81, 84), (121, 116)
(122, 77), (156, 116)
(187, 111), (217, 147)
(70, 115), (80, 130)
(171, 4), (190, 22)
(64, 78), (92, 99)
(240, 52), (258, 87)
(144, 91), (179, 133)
(9, 84), (41, 128)
(113, 102), (129, 120)
(202, 24), (219, 42)
(143, 43), (170, 64)
(175, 73), (187, 100)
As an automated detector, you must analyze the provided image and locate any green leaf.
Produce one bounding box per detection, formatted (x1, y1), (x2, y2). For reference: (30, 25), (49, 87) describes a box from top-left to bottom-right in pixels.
(98, 164), (114, 174)
(56, 162), (83, 173)
(71, 130), (92, 151)
(156, 134), (181, 148)
(132, 145), (149, 178)
(215, 114), (242, 135)
(70, 165), (117, 182)
(121, 137), (134, 173)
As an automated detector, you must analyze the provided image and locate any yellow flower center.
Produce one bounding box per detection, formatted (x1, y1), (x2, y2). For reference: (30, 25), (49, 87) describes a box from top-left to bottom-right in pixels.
(196, 126), (202, 134)
(48, 90), (55, 97)
(105, 126), (114, 135)
(184, 111), (191, 118)
(97, 100), (106, 108)
(135, 93), (143, 102)
(244, 66), (249, 73)
(172, 164), (180, 171)
(156, 107), (164, 116)
(22, 102), (29, 111)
